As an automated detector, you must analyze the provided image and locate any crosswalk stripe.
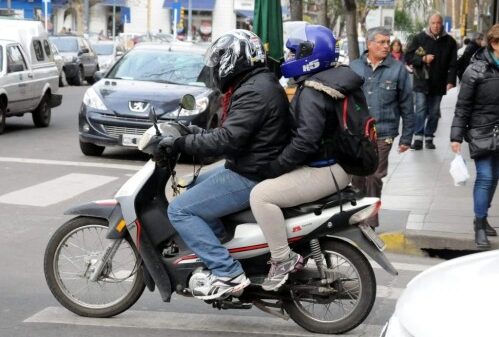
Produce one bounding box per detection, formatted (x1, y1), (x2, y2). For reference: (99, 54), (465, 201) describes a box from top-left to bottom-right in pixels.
(24, 306), (383, 336)
(0, 173), (118, 207)
(0, 156), (142, 171)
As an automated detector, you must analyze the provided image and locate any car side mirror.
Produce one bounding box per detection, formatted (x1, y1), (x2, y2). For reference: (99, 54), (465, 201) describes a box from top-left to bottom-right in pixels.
(7, 63), (24, 73)
(180, 94), (196, 111)
(79, 47), (90, 55)
(94, 71), (104, 82)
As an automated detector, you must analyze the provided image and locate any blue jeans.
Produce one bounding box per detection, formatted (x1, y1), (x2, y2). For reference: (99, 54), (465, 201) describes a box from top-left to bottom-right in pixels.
(474, 154), (499, 219)
(414, 93), (442, 140)
(167, 165), (257, 277)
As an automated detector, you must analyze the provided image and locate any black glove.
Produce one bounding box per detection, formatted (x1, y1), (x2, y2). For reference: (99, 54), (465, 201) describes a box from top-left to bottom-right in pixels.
(187, 124), (205, 135)
(159, 136), (181, 155)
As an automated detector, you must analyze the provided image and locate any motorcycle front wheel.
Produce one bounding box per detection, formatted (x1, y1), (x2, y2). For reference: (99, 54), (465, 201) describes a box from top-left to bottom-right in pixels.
(283, 239), (376, 334)
(44, 217), (145, 318)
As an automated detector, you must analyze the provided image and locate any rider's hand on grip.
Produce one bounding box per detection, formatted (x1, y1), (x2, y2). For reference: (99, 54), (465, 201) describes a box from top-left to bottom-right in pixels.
(159, 136), (180, 155)
(187, 124), (205, 134)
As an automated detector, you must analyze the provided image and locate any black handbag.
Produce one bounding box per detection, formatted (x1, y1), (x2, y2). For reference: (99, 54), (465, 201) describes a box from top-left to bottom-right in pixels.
(467, 124), (499, 159)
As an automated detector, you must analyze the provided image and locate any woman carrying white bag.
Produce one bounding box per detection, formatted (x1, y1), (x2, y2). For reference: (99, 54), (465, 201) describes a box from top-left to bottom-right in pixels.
(450, 24), (499, 249)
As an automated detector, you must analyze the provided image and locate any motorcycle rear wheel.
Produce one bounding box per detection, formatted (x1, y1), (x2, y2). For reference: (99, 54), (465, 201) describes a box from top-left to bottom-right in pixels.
(44, 217), (145, 318)
(283, 240), (376, 334)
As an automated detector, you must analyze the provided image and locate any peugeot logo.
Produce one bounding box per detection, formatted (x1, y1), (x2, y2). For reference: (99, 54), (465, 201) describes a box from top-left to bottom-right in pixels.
(129, 101), (150, 113)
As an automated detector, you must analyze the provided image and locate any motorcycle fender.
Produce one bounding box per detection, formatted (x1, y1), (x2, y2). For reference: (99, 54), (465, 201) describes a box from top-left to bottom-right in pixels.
(328, 227), (398, 276)
(64, 200), (126, 239)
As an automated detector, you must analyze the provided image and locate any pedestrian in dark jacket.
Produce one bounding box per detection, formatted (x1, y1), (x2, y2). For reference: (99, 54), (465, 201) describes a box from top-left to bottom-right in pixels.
(249, 25), (359, 291)
(160, 30), (290, 300)
(450, 23), (499, 249)
(350, 26), (414, 228)
(456, 32), (485, 80)
(406, 12), (457, 150)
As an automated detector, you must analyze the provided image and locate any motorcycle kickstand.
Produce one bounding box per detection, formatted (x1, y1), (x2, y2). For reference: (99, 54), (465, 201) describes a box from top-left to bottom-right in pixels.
(89, 239), (123, 282)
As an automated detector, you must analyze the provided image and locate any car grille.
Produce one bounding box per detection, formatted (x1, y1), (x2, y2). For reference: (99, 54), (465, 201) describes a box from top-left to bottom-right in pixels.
(103, 125), (148, 138)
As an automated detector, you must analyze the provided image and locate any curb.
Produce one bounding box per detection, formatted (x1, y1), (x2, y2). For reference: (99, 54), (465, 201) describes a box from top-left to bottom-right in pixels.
(379, 231), (425, 256)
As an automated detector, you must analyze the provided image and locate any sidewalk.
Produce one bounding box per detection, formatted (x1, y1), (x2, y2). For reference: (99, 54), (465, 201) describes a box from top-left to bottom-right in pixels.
(378, 87), (499, 254)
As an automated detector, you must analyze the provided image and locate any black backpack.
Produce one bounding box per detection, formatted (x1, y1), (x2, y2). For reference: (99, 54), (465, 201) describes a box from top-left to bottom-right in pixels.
(330, 92), (379, 176)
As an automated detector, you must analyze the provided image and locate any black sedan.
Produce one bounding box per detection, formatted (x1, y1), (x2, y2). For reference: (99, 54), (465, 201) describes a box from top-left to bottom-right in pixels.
(78, 42), (221, 156)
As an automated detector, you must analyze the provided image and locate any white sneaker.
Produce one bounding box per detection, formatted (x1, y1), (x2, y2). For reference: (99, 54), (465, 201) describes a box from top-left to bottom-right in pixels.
(192, 273), (251, 300)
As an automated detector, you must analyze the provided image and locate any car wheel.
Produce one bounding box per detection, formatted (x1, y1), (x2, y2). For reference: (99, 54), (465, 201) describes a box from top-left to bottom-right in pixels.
(86, 65), (98, 85)
(73, 67), (84, 86)
(32, 94), (51, 128)
(80, 140), (105, 156)
(0, 102), (6, 135)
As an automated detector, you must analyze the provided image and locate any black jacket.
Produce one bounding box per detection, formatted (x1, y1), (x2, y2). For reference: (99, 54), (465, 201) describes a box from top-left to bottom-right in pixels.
(406, 29), (457, 95)
(456, 40), (481, 80)
(264, 65), (365, 178)
(179, 68), (291, 181)
(451, 48), (499, 143)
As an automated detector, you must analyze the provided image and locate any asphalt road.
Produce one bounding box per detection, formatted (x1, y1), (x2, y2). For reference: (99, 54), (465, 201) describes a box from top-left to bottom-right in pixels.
(0, 85), (443, 337)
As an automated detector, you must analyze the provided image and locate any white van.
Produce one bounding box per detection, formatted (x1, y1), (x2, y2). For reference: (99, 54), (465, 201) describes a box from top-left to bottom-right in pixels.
(0, 19), (61, 134)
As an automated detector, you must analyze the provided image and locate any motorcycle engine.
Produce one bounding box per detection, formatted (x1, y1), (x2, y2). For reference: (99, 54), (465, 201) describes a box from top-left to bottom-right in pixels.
(188, 268), (211, 290)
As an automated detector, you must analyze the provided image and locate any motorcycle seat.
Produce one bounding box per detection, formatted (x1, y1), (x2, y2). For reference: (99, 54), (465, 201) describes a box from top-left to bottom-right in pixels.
(221, 186), (359, 227)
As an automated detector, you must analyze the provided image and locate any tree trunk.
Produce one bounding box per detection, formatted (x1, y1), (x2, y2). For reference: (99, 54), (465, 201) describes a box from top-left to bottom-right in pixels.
(290, 0), (303, 21)
(316, 0), (328, 26)
(344, 0), (359, 60)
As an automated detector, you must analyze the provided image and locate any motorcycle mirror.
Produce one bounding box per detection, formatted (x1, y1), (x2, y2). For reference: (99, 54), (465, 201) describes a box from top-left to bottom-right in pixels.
(180, 94), (196, 111)
(148, 105), (161, 136)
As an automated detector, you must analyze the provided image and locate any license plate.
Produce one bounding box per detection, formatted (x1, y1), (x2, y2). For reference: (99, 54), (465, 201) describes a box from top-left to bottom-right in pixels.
(122, 134), (140, 147)
(359, 224), (386, 251)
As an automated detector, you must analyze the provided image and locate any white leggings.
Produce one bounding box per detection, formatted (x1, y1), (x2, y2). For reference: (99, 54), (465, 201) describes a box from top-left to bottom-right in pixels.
(249, 164), (350, 261)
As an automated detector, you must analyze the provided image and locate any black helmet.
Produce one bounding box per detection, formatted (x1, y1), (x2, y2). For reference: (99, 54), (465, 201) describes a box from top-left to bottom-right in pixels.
(204, 30), (266, 93)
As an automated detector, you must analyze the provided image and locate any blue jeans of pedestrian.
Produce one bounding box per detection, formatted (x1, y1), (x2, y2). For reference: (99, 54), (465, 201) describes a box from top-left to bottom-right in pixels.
(474, 153), (499, 219)
(414, 93), (443, 140)
(167, 165), (257, 277)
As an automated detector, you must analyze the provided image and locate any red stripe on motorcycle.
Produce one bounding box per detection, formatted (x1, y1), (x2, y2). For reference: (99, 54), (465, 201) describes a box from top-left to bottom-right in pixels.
(173, 236), (304, 264)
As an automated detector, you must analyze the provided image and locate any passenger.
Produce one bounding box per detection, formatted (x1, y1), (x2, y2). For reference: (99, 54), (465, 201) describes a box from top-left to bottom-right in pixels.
(249, 24), (366, 291)
(156, 30), (290, 300)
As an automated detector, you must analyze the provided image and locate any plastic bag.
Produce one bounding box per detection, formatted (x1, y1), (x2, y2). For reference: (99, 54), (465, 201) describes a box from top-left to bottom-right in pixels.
(449, 154), (470, 186)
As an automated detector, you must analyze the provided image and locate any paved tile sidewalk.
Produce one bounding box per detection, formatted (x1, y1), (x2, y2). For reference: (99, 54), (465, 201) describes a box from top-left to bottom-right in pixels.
(379, 87), (499, 253)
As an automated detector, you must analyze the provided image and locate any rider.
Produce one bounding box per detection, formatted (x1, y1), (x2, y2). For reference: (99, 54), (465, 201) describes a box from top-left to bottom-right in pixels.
(157, 30), (290, 300)
(249, 24), (367, 291)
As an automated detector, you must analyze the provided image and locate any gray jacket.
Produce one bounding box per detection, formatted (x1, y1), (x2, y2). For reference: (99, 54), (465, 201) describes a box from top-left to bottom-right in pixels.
(350, 53), (414, 145)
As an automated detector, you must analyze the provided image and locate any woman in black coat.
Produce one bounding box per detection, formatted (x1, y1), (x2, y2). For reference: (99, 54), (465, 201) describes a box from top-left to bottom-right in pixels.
(450, 24), (499, 249)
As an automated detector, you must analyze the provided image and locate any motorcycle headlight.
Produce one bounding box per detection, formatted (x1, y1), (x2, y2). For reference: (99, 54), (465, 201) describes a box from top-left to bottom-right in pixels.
(83, 87), (107, 111)
(138, 125), (156, 151)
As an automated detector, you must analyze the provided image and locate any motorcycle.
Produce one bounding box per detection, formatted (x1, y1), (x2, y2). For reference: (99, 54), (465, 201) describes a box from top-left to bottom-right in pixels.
(44, 94), (397, 335)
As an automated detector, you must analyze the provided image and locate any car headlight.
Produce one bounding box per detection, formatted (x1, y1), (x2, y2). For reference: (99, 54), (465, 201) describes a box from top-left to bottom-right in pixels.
(138, 125), (156, 151)
(176, 96), (209, 117)
(380, 315), (414, 337)
(83, 87), (107, 111)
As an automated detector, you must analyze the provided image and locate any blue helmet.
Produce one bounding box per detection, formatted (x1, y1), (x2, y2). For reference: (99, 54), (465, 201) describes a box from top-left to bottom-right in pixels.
(281, 24), (339, 78)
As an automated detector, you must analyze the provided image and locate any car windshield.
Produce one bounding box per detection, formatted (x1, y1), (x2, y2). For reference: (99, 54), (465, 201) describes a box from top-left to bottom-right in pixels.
(50, 37), (78, 52)
(107, 49), (205, 85)
(93, 44), (114, 55)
